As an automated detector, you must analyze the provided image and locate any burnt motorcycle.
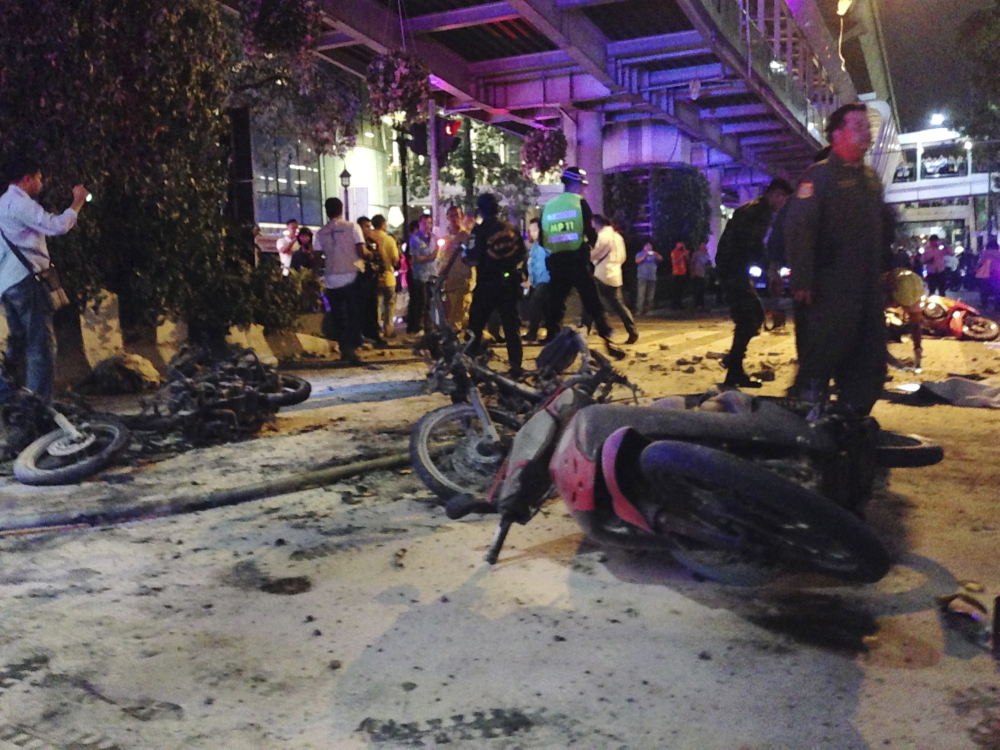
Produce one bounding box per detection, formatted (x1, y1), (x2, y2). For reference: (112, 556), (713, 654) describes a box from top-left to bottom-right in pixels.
(446, 388), (943, 585)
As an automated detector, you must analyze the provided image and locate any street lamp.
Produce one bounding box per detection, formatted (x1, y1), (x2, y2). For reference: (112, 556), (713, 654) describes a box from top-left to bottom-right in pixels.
(340, 168), (351, 220)
(930, 113), (946, 127)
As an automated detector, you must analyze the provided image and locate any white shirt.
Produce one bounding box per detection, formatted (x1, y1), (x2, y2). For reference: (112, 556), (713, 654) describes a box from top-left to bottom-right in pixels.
(315, 218), (365, 288)
(591, 225), (626, 287)
(0, 184), (78, 295)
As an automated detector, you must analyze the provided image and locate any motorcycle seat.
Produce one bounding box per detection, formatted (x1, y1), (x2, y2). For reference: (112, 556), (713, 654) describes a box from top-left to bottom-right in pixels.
(564, 398), (835, 464)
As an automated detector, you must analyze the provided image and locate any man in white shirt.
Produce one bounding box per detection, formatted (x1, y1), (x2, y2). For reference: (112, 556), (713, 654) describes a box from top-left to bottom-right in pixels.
(314, 197), (366, 366)
(275, 219), (299, 276)
(0, 157), (89, 398)
(586, 214), (638, 344)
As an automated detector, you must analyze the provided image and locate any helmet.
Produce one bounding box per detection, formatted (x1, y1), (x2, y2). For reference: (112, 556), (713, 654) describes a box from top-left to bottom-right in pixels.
(560, 166), (588, 186)
(892, 268), (923, 307)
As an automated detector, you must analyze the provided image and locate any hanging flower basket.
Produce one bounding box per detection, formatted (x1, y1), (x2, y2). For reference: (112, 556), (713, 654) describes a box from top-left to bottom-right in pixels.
(240, 0), (319, 55)
(366, 50), (432, 125)
(521, 129), (567, 175)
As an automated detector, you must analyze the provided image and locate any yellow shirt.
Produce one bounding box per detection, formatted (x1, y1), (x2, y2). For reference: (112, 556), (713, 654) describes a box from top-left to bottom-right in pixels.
(371, 228), (399, 288)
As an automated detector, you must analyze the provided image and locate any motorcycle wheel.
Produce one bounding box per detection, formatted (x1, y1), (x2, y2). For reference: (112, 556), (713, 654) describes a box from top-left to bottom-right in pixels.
(961, 314), (1000, 342)
(410, 404), (521, 501)
(14, 417), (131, 486)
(874, 430), (943, 468)
(640, 441), (890, 583)
(262, 374), (312, 406)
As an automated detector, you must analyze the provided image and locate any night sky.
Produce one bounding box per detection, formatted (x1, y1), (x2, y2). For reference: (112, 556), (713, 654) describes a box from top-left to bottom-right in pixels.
(877, 0), (993, 132)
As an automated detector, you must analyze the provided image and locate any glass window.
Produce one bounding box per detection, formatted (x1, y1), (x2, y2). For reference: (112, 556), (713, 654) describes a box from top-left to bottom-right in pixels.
(252, 130), (323, 225)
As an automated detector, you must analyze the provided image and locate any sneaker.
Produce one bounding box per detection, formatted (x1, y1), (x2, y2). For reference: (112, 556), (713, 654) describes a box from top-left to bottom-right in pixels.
(722, 371), (762, 389)
(625, 332), (639, 345)
(373, 339), (389, 350)
(603, 339), (627, 361)
(508, 365), (524, 380)
(341, 352), (363, 367)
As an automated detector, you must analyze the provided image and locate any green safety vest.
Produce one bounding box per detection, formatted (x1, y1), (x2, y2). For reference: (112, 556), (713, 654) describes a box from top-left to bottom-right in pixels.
(541, 192), (585, 253)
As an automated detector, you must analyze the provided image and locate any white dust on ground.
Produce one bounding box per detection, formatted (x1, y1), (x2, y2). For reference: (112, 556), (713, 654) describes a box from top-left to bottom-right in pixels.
(0, 325), (999, 749)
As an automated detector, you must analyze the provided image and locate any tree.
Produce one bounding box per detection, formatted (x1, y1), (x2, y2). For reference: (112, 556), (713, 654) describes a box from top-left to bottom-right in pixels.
(0, 0), (347, 344)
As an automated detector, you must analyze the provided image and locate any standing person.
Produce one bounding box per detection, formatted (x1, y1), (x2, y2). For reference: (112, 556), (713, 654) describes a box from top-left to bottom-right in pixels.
(0, 157), (89, 399)
(540, 167), (625, 360)
(635, 241), (662, 316)
(315, 197), (366, 367)
(289, 227), (316, 272)
(922, 234), (951, 296)
(715, 178), (794, 387)
(785, 102), (893, 415)
(690, 241), (712, 310)
(669, 241), (690, 310)
(406, 214), (436, 335)
(587, 214), (639, 344)
(524, 218), (550, 342)
(464, 194), (526, 377)
(276, 219), (299, 276)
(356, 216), (388, 349)
(439, 205), (474, 330)
(369, 214), (400, 339)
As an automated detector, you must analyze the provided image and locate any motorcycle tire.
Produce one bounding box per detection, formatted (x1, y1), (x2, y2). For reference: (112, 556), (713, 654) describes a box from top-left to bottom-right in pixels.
(410, 404), (521, 501)
(874, 430), (944, 468)
(14, 416), (131, 486)
(640, 440), (891, 583)
(262, 374), (312, 406)
(961, 314), (1000, 342)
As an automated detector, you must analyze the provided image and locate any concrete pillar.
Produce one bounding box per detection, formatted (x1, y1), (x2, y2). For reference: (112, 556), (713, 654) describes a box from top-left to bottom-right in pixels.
(560, 110), (578, 167)
(706, 168), (723, 260)
(577, 110), (604, 215)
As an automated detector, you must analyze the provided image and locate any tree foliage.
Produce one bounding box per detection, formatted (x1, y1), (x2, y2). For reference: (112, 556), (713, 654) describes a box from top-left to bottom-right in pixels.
(604, 167), (711, 252)
(958, 0), (1000, 141)
(0, 0), (354, 341)
(407, 119), (539, 221)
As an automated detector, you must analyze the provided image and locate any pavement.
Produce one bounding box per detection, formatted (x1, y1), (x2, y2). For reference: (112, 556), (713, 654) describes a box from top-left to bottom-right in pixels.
(1, 310), (999, 749)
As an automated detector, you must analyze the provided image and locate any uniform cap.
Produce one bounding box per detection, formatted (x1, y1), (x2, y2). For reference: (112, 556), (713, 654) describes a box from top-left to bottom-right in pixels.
(892, 269), (924, 307)
(560, 167), (588, 185)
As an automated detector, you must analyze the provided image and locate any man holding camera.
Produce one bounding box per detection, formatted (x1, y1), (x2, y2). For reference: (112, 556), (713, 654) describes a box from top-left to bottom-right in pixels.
(0, 157), (89, 399)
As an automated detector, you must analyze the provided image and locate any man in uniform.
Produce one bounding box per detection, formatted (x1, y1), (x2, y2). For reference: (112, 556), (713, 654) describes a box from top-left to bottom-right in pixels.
(463, 194), (526, 377)
(715, 178), (794, 388)
(784, 102), (893, 415)
(540, 167), (625, 360)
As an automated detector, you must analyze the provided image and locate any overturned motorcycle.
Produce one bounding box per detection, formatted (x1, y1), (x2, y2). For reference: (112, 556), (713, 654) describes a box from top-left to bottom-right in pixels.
(432, 377), (943, 585)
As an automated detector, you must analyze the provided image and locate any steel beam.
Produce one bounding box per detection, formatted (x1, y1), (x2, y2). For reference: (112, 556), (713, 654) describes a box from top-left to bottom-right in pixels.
(646, 63), (724, 87)
(607, 30), (705, 58)
(315, 31), (357, 50)
(319, 0), (475, 102)
(469, 50), (576, 77)
(721, 120), (785, 134)
(739, 134), (789, 146)
(404, 2), (519, 34)
(505, 0), (614, 87)
(554, 0), (626, 6)
(700, 103), (769, 119)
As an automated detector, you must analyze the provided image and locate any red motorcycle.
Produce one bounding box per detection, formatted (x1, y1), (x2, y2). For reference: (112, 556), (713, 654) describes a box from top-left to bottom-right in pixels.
(444, 383), (944, 586)
(887, 294), (999, 342)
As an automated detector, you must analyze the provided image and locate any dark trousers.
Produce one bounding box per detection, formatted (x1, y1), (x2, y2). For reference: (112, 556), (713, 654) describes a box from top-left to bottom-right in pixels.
(671, 274), (687, 309)
(926, 271), (947, 296)
(792, 291), (887, 415)
(584, 280), (637, 338)
(358, 272), (384, 342)
(722, 278), (765, 375)
(1, 275), (56, 398)
(468, 278), (523, 369)
(525, 282), (549, 339)
(323, 280), (362, 357)
(406, 278), (432, 333)
(544, 248), (612, 340)
(692, 276), (707, 309)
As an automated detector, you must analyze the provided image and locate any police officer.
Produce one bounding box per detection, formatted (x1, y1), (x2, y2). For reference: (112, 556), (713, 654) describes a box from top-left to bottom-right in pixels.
(464, 193), (526, 377)
(716, 178), (793, 388)
(784, 102), (892, 415)
(540, 167), (625, 360)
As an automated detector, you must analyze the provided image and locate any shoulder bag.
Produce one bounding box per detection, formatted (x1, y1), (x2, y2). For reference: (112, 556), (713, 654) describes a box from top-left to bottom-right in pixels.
(0, 228), (70, 310)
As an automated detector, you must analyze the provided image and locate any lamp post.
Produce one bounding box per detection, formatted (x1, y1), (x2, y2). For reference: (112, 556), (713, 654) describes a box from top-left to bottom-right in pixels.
(340, 169), (351, 220)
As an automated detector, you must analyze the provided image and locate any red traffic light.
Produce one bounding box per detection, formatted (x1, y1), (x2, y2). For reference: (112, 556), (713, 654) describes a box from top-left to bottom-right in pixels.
(444, 119), (461, 137)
